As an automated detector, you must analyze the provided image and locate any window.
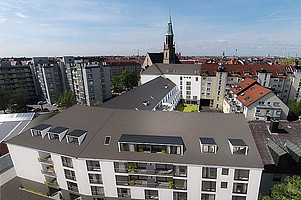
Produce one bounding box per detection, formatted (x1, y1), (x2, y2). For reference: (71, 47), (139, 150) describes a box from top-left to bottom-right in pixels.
(117, 188), (131, 198)
(91, 186), (104, 196)
(273, 102), (280, 107)
(186, 86), (191, 90)
(222, 168), (229, 175)
(61, 156), (73, 168)
(64, 169), (76, 181)
(86, 160), (101, 171)
(67, 181), (78, 192)
(201, 194), (215, 200)
(232, 196), (246, 200)
(104, 136), (111, 145)
(234, 169), (249, 181)
(258, 101), (264, 105)
(89, 173), (103, 184)
(233, 183), (248, 194)
(202, 167), (217, 179)
(221, 182), (228, 188)
(276, 110), (281, 115)
(186, 91), (191, 95)
(88, 80), (94, 85)
(202, 181), (216, 192)
(145, 190), (159, 200)
(186, 82), (191, 86)
(180, 76), (182, 80)
(196, 77), (198, 81)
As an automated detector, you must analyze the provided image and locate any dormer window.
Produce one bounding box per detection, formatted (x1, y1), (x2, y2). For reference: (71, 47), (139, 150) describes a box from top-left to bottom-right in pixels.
(199, 137), (217, 153)
(228, 139), (248, 155)
(66, 129), (87, 145)
(118, 134), (184, 155)
(30, 124), (52, 138)
(47, 126), (68, 141)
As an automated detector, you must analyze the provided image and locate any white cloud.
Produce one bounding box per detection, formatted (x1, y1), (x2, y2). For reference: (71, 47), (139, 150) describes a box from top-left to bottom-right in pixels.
(218, 39), (226, 43)
(0, 16), (6, 23)
(15, 12), (27, 18)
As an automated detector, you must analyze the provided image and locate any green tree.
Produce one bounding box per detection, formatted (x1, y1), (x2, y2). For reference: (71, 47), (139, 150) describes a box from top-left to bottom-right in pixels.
(111, 76), (123, 93)
(281, 58), (300, 65)
(260, 176), (301, 200)
(56, 90), (76, 109)
(93, 101), (103, 107)
(287, 100), (301, 121)
(120, 70), (138, 90)
(0, 89), (9, 113)
(9, 89), (29, 113)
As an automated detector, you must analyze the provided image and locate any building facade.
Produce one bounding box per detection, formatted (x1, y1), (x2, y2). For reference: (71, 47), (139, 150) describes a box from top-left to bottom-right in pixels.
(7, 105), (263, 200)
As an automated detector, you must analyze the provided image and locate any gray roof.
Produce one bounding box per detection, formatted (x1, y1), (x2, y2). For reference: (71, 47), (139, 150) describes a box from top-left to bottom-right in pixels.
(101, 76), (176, 110)
(119, 134), (184, 145)
(142, 63), (202, 76)
(31, 124), (51, 131)
(7, 105), (263, 168)
(49, 126), (68, 133)
(228, 139), (247, 146)
(200, 137), (216, 145)
(67, 129), (86, 137)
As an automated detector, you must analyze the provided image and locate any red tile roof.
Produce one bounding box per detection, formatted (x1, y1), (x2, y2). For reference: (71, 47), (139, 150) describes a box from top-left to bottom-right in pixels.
(201, 64), (292, 78)
(236, 84), (272, 107)
(231, 78), (257, 95)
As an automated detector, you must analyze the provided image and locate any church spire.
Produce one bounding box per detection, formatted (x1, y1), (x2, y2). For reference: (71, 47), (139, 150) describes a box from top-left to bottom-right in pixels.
(166, 13), (174, 36)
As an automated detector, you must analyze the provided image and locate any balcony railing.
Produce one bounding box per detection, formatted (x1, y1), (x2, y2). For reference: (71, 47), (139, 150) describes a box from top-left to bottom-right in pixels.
(38, 157), (53, 164)
(115, 167), (186, 177)
(41, 169), (56, 177)
(68, 185), (79, 192)
(45, 180), (59, 188)
(116, 180), (186, 190)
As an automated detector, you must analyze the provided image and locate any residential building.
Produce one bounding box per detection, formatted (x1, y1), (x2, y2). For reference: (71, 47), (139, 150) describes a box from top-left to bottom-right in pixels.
(32, 57), (64, 104)
(61, 56), (111, 106)
(103, 60), (141, 78)
(248, 120), (301, 195)
(223, 78), (289, 121)
(7, 105), (263, 200)
(0, 61), (38, 101)
(101, 76), (180, 111)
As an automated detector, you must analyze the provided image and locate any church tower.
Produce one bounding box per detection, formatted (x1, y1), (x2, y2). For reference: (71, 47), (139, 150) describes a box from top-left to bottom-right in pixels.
(163, 14), (176, 64)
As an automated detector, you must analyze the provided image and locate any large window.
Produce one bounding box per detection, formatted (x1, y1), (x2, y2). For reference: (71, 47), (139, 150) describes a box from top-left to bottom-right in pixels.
(201, 194), (215, 200)
(61, 156), (73, 168)
(234, 169), (249, 181)
(64, 169), (76, 181)
(145, 190), (158, 199)
(233, 183), (248, 194)
(202, 167), (217, 179)
(202, 181), (216, 192)
(67, 181), (78, 192)
(173, 192), (187, 200)
(89, 173), (103, 184)
(91, 186), (104, 196)
(86, 160), (101, 171)
(117, 188), (131, 198)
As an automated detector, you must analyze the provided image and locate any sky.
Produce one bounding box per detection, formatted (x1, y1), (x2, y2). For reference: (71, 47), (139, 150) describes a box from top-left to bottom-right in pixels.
(1, 0), (301, 57)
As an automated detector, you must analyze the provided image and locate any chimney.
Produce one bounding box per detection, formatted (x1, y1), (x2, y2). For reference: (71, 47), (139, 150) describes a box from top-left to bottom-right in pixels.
(269, 120), (279, 133)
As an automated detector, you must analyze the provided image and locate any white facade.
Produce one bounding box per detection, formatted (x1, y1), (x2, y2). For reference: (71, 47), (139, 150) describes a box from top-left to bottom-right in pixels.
(8, 143), (262, 200)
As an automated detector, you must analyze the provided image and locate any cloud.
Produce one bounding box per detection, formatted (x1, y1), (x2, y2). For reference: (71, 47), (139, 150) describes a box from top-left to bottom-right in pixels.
(218, 39), (226, 43)
(39, 24), (49, 27)
(0, 16), (6, 23)
(15, 12), (27, 18)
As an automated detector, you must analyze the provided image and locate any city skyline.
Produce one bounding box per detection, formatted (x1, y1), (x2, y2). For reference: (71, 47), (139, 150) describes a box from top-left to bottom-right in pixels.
(1, 0), (301, 57)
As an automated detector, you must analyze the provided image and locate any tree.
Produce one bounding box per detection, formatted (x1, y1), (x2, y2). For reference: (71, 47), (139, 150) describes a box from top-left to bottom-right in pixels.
(260, 176), (301, 200)
(93, 101), (103, 107)
(56, 90), (76, 109)
(9, 89), (29, 113)
(0, 89), (9, 113)
(281, 58), (300, 65)
(287, 100), (301, 121)
(111, 76), (123, 93)
(120, 70), (138, 90)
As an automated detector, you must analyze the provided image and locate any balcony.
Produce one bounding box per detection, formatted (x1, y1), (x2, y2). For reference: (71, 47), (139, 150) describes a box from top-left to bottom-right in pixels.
(41, 166), (56, 177)
(45, 179), (59, 188)
(38, 157), (53, 164)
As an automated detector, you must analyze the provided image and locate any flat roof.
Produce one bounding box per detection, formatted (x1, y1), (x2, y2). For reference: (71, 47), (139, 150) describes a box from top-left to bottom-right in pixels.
(200, 137), (217, 145)
(67, 129), (86, 137)
(31, 124), (51, 131)
(7, 105), (263, 168)
(228, 139), (247, 146)
(48, 126), (68, 134)
(119, 134), (184, 145)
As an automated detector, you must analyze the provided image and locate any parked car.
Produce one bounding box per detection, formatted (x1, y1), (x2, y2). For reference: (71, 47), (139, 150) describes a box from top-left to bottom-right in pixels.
(42, 108), (50, 112)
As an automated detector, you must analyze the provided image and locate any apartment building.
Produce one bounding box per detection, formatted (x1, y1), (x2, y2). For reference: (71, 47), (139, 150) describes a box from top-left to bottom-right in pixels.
(141, 63), (301, 110)
(104, 61), (141, 78)
(0, 61), (38, 101)
(61, 56), (111, 106)
(248, 120), (301, 195)
(7, 105), (263, 200)
(223, 78), (289, 121)
(32, 57), (64, 104)
(101, 76), (180, 111)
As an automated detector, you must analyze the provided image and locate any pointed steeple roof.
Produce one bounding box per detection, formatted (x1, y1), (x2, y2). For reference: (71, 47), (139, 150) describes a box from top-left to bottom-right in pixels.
(166, 14), (174, 36)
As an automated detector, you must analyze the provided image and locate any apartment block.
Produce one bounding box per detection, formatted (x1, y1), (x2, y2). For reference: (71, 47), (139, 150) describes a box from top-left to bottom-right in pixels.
(7, 105), (263, 200)
(0, 61), (38, 101)
(104, 61), (141, 78)
(32, 57), (64, 104)
(61, 57), (111, 106)
(223, 78), (289, 121)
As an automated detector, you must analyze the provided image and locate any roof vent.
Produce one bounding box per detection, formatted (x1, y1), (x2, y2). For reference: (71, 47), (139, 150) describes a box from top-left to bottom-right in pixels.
(134, 107), (139, 110)
(104, 136), (111, 145)
(143, 101), (150, 106)
(269, 120), (279, 133)
(150, 96), (154, 100)
(164, 84), (170, 89)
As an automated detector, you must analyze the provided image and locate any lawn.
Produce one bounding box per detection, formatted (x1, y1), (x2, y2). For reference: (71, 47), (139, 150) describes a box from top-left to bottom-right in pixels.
(176, 104), (199, 112)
